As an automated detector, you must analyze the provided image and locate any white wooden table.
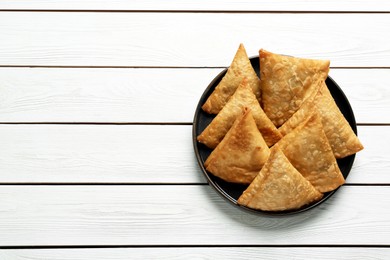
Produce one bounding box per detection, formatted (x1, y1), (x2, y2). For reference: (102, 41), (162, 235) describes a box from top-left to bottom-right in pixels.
(0, 1), (389, 259)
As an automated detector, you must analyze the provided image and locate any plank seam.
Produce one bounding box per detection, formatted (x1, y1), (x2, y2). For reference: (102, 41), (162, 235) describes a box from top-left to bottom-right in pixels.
(0, 10), (389, 14)
(0, 244), (389, 249)
(0, 183), (388, 186)
(0, 65), (389, 69)
(343, 183), (390, 186)
(0, 122), (193, 125)
(0, 65), (227, 69)
(0, 183), (208, 186)
(1, 122), (176, 125)
(359, 124), (390, 126)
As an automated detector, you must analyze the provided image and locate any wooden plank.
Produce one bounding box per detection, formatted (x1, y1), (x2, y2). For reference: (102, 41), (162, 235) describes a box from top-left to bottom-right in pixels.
(0, 13), (388, 67)
(0, 0), (389, 12)
(1, 248), (389, 259)
(0, 185), (389, 246)
(0, 125), (204, 183)
(0, 68), (388, 124)
(329, 69), (390, 124)
(0, 125), (385, 184)
(346, 126), (390, 184)
(0, 68), (216, 123)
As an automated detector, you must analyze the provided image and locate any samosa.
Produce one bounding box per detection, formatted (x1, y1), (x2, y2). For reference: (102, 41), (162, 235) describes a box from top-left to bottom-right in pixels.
(278, 81), (364, 158)
(205, 108), (270, 184)
(237, 147), (323, 211)
(316, 82), (364, 158)
(276, 109), (345, 193)
(197, 78), (281, 149)
(202, 43), (261, 114)
(259, 49), (330, 127)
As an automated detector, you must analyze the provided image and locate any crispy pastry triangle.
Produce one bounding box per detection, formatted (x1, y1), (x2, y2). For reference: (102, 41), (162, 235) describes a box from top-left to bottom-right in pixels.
(204, 108), (270, 184)
(278, 81), (364, 158)
(276, 109), (345, 193)
(316, 82), (364, 158)
(202, 43), (261, 114)
(278, 80), (322, 136)
(237, 147), (323, 211)
(197, 78), (281, 149)
(259, 49), (330, 127)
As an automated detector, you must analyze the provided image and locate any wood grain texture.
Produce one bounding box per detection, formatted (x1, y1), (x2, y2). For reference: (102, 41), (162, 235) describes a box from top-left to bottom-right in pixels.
(0, 0), (388, 254)
(0, 125), (204, 183)
(1, 248), (389, 260)
(0, 185), (389, 246)
(344, 126), (390, 184)
(0, 68), (216, 123)
(0, 125), (383, 184)
(0, 13), (388, 67)
(0, 68), (388, 123)
(329, 69), (390, 124)
(0, 0), (389, 11)
(0, 0), (390, 12)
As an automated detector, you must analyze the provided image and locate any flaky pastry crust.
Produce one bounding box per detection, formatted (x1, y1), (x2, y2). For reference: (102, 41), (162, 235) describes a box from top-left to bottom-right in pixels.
(276, 110), (345, 192)
(260, 49), (330, 127)
(205, 108), (270, 184)
(202, 43), (261, 114)
(238, 147), (323, 211)
(197, 78), (281, 149)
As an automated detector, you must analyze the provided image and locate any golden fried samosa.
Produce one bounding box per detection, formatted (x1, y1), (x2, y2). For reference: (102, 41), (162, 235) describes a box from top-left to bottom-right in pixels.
(259, 49), (330, 127)
(205, 108), (270, 184)
(202, 43), (261, 114)
(197, 78), (281, 149)
(276, 110), (345, 193)
(316, 82), (364, 158)
(237, 147), (323, 211)
(278, 81), (364, 158)
(278, 80), (322, 136)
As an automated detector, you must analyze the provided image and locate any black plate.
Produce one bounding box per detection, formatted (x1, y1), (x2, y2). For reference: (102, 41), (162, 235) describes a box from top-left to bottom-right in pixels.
(193, 56), (357, 216)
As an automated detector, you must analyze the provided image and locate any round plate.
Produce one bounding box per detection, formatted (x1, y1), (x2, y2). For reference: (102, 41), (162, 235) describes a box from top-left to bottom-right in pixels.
(193, 56), (357, 216)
